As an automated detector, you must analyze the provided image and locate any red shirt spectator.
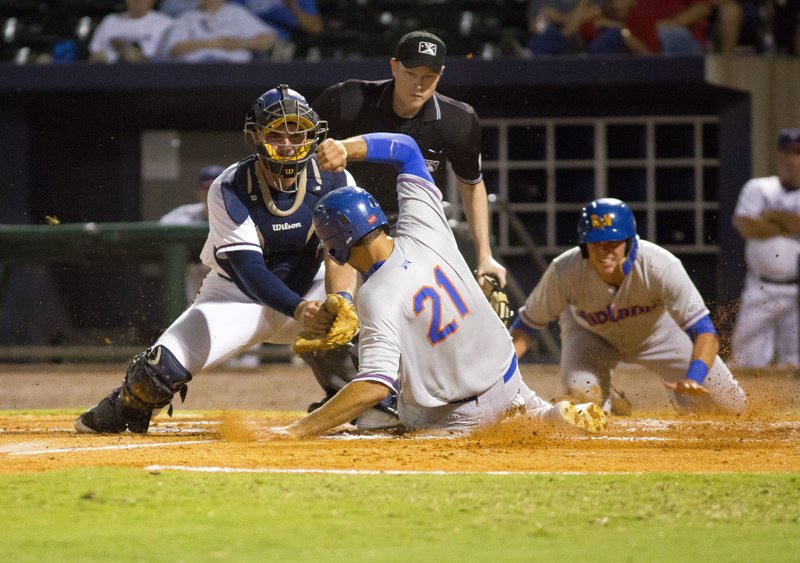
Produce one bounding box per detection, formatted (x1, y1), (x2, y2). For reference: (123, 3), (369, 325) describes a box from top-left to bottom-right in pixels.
(625, 0), (710, 53)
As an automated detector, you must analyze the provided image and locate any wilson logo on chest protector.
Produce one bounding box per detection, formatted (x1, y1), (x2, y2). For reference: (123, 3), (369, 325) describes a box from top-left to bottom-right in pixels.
(273, 221), (302, 231)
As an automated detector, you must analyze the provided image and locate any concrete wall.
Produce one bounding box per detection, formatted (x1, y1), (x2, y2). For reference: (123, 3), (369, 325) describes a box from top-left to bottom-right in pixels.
(707, 54), (800, 178)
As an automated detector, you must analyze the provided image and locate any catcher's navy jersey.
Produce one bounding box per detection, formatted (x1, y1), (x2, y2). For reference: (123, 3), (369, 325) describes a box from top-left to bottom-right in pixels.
(201, 155), (352, 297)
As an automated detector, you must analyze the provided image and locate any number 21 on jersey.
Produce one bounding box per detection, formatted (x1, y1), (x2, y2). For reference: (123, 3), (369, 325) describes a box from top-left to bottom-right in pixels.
(413, 266), (470, 346)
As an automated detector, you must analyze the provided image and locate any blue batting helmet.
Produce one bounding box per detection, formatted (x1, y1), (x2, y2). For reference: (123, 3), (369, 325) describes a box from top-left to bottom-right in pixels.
(577, 198), (637, 244)
(244, 84), (327, 182)
(577, 198), (639, 275)
(313, 186), (389, 265)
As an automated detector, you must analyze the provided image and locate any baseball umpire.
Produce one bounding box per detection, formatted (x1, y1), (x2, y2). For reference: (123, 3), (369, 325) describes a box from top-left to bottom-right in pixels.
(75, 84), (359, 434)
(312, 30), (506, 287)
(509, 198), (747, 416)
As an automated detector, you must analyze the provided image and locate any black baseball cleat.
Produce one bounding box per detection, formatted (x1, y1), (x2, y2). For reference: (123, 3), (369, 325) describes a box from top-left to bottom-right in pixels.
(74, 388), (128, 434)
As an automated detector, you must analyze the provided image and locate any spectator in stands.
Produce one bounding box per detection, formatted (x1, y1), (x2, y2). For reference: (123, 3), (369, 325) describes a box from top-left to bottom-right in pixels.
(233, 0), (323, 40)
(159, 164), (224, 304)
(232, 0), (323, 61)
(159, 0), (199, 17)
(526, 0), (602, 55)
(88, 0), (174, 63)
(585, 0), (712, 55)
(161, 0), (277, 62)
(709, 0), (744, 53)
(770, 0), (799, 55)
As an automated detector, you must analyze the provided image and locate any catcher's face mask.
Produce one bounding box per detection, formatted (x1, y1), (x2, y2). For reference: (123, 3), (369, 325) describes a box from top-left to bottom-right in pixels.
(244, 84), (328, 185)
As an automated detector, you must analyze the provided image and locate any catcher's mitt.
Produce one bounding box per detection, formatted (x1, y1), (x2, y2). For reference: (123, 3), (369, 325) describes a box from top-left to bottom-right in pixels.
(478, 273), (513, 326)
(292, 294), (359, 354)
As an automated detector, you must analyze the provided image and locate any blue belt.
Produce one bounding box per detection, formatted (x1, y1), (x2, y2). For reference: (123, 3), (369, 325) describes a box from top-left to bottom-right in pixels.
(450, 355), (518, 404)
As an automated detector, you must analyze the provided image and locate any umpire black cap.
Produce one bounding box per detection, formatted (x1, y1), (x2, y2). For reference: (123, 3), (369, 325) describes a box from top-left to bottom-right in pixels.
(395, 30), (446, 74)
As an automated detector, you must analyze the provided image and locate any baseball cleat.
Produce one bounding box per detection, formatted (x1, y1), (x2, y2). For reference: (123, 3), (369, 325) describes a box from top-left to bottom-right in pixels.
(74, 388), (127, 434)
(355, 407), (401, 431)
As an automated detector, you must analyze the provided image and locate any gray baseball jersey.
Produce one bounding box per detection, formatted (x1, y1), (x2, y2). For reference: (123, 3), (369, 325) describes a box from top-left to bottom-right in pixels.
(518, 240), (746, 414)
(520, 240), (709, 356)
(354, 173), (517, 409)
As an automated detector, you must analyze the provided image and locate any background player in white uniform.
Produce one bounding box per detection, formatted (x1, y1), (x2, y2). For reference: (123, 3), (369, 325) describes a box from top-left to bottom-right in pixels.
(730, 128), (800, 369)
(510, 198), (747, 415)
(159, 164), (225, 304)
(275, 133), (606, 437)
(75, 85), (356, 434)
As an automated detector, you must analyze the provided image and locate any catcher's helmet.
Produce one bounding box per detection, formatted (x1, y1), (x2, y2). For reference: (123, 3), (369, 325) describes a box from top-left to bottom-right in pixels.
(244, 84), (327, 183)
(313, 186), (388, 265)
(577, 198), (639, 275)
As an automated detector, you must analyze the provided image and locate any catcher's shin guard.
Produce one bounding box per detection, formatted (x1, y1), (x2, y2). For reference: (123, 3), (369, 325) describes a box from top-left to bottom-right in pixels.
(302, 339), (359, 412)
(119, 345), (193, 433)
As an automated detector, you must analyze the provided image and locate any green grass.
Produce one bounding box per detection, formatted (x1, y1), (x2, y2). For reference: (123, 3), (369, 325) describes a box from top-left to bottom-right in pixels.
(0, 470), (798, 562)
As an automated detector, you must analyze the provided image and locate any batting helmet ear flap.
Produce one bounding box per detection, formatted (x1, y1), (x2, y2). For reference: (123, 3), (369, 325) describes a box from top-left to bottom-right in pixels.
(620, 236), (639, 276)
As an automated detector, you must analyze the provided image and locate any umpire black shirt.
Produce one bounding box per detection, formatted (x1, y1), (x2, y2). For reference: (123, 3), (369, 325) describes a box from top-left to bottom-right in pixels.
(313, 78), (483, 217)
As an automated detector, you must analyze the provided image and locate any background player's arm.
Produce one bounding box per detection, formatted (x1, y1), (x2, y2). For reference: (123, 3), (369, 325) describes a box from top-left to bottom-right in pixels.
(734, 214), (788, 239)
(458, 178), (508, 287)
(278, 380), (390, 438)
(761, 209), (800, 235)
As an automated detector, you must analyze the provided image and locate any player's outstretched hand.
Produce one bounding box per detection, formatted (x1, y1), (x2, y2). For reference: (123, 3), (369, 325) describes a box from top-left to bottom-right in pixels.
(475, 256), (508, 288)
(316, 139), (347, 172)
(294, 300), (332, 335)
(663, 379), (709, 395)
(263, 426), (293, 439)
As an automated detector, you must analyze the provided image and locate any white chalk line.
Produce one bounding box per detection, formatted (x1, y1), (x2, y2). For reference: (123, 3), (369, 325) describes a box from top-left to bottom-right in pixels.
(144, 464), (644, 476)
(7, 439), (214, 456)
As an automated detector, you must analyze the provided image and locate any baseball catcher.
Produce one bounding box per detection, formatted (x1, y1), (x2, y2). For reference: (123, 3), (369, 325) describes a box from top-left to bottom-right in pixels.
(74, 84), (358, 434)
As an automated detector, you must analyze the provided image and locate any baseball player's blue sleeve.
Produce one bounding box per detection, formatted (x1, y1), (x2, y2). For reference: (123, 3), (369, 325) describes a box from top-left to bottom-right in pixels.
(684, 314), (716, 342)
(683, 315), (716, 384)
(362, 133), (433, 183)
(509, 314), (538, 339)
(226, 250), (303, 318)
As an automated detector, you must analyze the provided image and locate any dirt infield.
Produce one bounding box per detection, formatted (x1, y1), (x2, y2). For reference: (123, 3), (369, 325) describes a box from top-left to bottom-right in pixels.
(1, 363), (799, 474)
